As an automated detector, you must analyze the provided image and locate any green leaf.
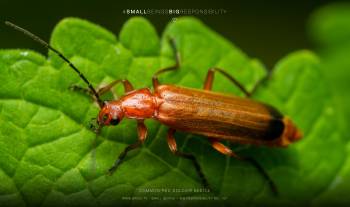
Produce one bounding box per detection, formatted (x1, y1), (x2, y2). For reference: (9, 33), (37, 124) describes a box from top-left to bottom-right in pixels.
(0, 17), (344, 206)
(308, 3), (350, 206)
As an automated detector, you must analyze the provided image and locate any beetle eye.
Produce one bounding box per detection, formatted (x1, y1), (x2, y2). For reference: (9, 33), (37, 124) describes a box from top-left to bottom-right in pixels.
(110, 118), (120, 126)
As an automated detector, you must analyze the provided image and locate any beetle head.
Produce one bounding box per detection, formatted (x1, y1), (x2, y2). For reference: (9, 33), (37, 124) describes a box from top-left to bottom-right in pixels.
(97, 101), (124, 126)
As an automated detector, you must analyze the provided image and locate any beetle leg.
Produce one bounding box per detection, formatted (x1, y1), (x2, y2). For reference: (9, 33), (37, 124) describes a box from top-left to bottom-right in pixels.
(107, 120), (147, 175)
(203, 67), (271, 97)
(210, 138), (278, 195)
(97, 79), (134, 95)
(167, 128), (210, 189)
(70, 79), (134, 100)
(69, 85), (92, 95)
(152, 38), (181, 89)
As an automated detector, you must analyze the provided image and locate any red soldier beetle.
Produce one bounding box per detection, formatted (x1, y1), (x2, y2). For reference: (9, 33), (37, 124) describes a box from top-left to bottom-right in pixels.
(5, 21), (303, 195)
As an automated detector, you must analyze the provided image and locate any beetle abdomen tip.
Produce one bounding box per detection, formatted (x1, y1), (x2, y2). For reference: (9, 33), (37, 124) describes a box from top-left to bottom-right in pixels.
(279, 117), (303, 146)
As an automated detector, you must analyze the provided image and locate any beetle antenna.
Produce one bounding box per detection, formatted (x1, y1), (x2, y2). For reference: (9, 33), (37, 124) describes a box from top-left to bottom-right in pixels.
(5, 21), (104, 108)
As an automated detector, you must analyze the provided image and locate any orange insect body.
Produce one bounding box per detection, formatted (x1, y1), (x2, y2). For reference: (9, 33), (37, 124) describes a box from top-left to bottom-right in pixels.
(98, 85), (302, 147)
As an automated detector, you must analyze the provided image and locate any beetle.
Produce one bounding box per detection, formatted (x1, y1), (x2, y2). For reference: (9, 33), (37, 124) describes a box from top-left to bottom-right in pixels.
(5, 21), (302, 195)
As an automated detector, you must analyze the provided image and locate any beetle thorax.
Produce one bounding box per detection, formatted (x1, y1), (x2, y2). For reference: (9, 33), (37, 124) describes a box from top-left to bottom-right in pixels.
(118, 88), (157, 119)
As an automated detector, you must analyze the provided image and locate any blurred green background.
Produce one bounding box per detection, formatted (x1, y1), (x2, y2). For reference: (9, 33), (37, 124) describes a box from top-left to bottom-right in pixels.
(0, 0), (343, 68)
